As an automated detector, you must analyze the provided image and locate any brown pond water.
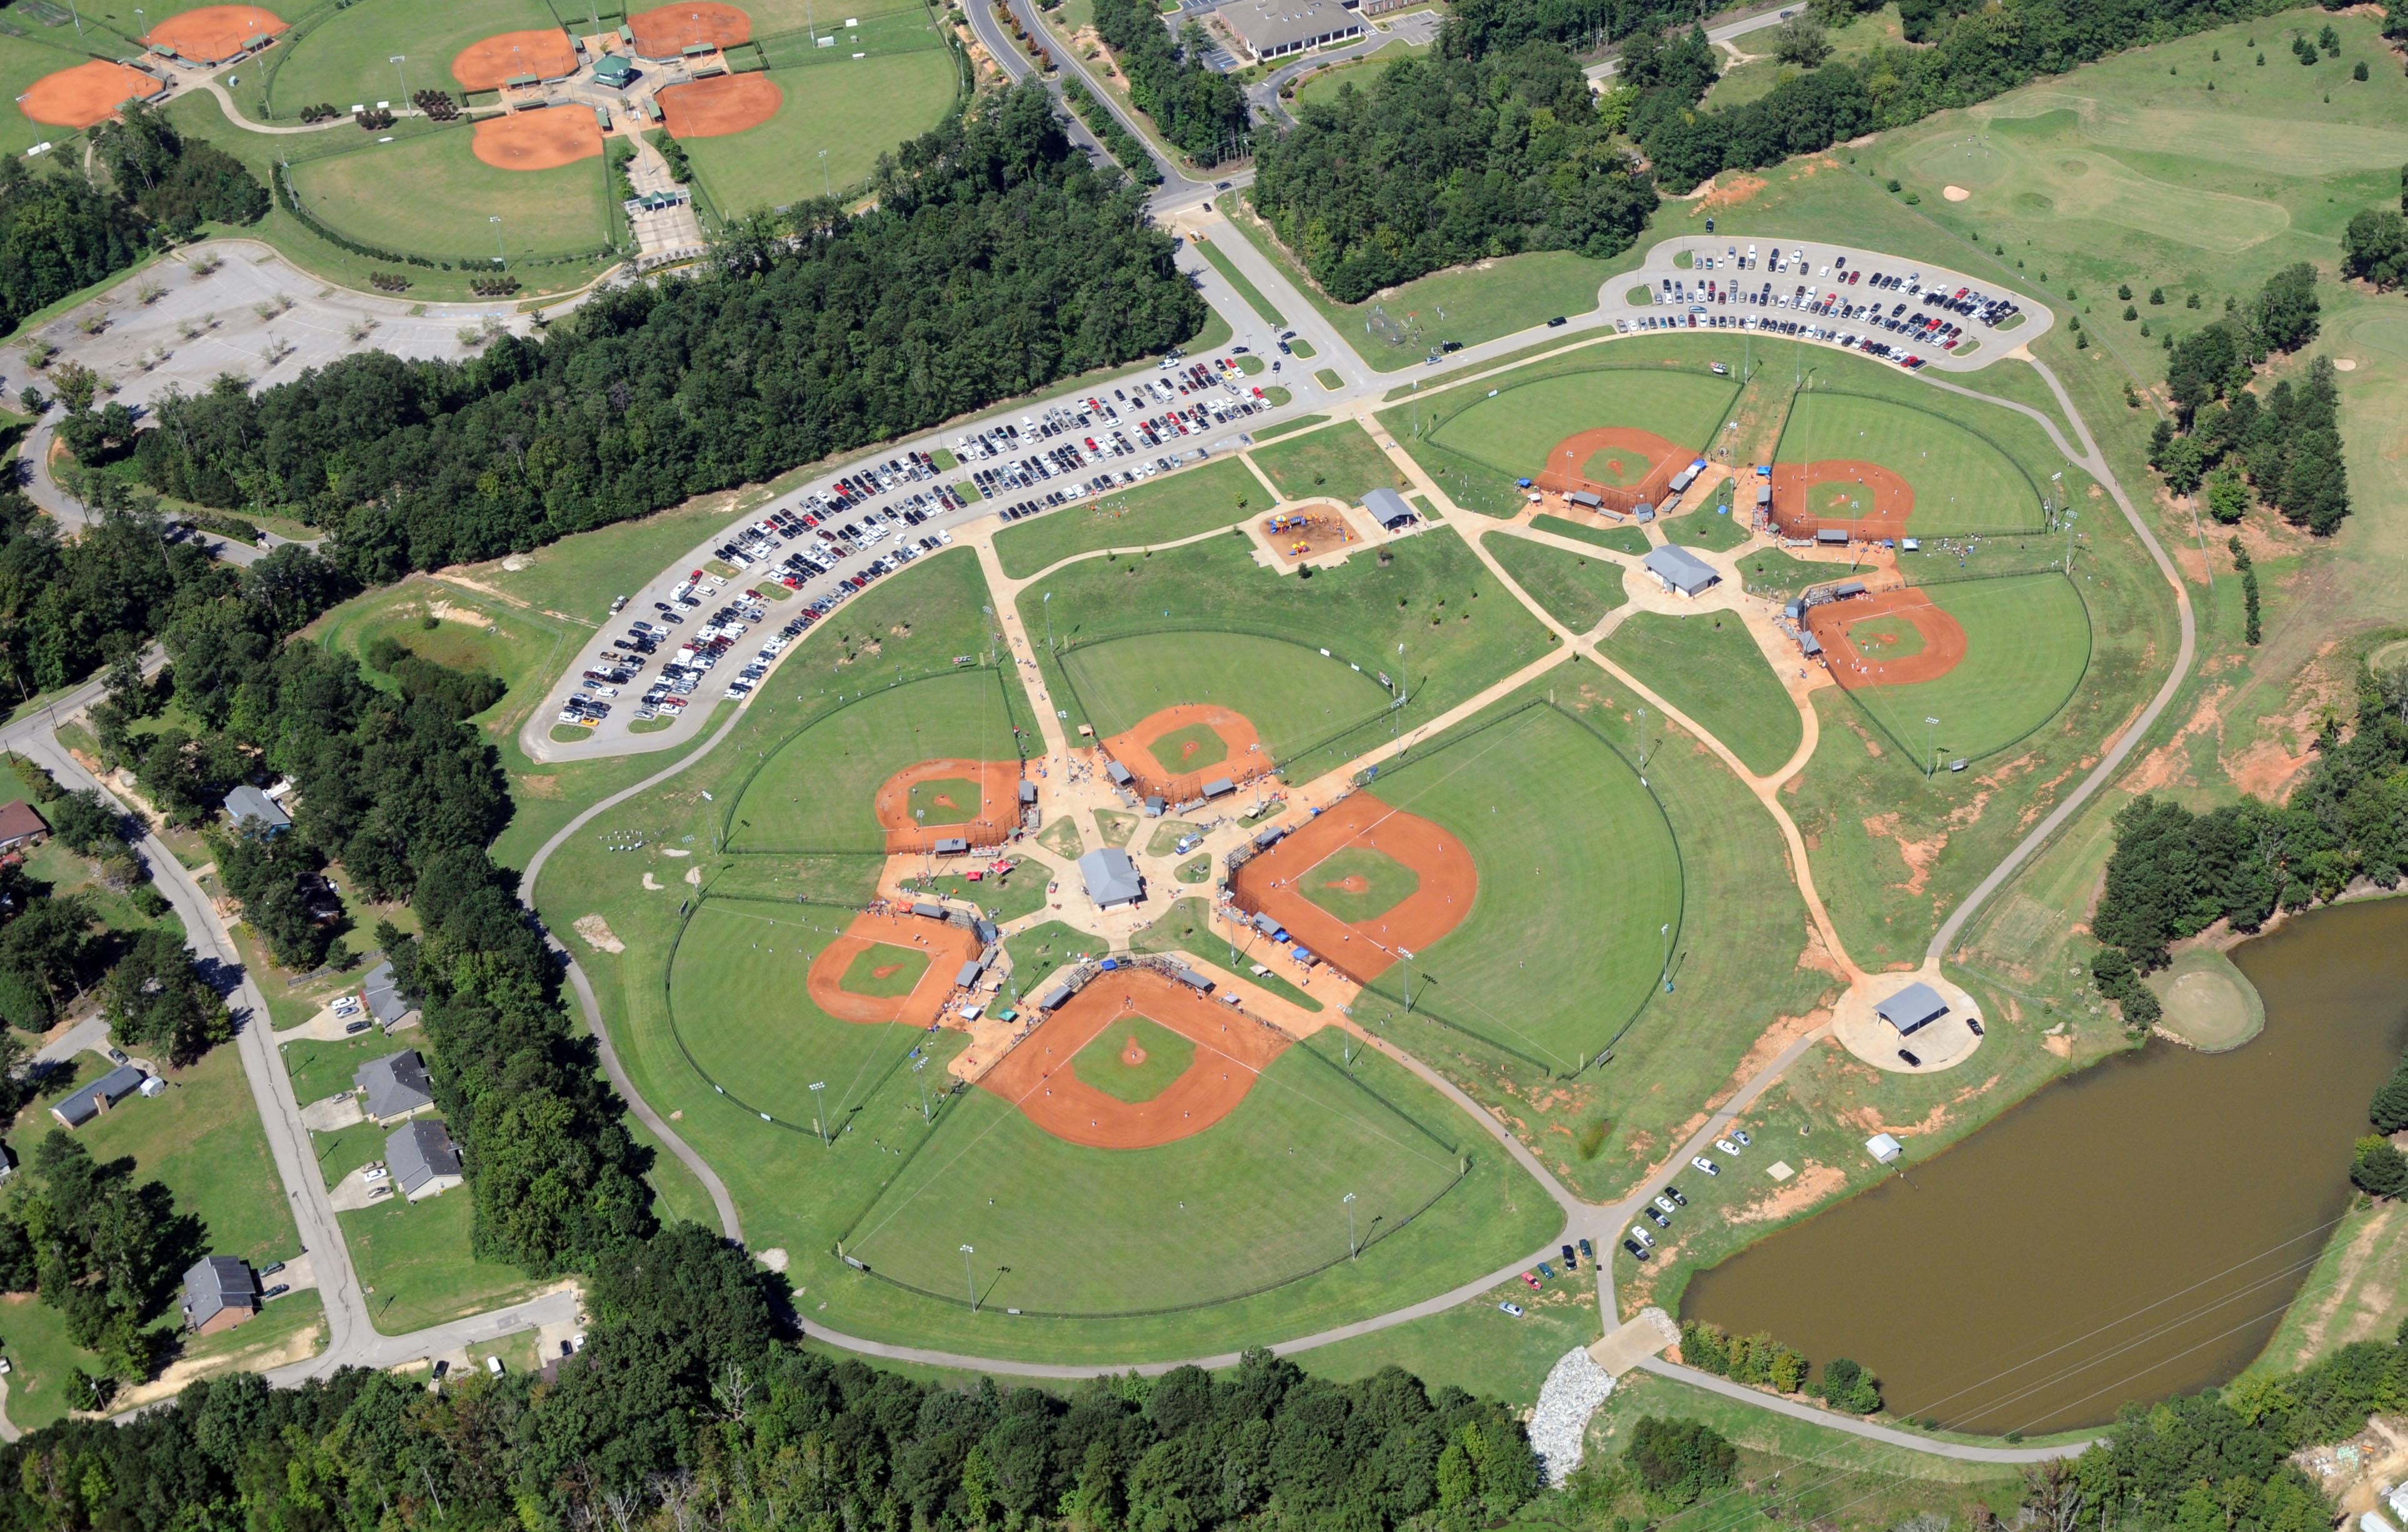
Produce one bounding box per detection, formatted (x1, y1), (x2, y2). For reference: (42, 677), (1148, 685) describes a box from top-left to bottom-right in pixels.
(1682, 897), (2408, 1436)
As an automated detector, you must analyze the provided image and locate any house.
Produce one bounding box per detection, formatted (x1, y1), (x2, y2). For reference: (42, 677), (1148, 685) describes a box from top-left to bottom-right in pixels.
(1641, 544), (1721, 598)
(1875, 982), (1950, 1036)
(0, 801), (48, 854)
(222, 784), (291, 836)
(1363, 486), (1416, 532)
(361, 960), (413, 1028)
(1218, 0), (1363, 60)
(1076, 847), (1144, 910)
(179, 1256), (257, 1334)
(387, 1119), (463, 1201)
(354, 1049), (435, 1124)
(51, 1064), (149, 1128)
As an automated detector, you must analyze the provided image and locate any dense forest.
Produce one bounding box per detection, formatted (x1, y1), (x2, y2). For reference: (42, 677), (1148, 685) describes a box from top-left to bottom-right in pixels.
(124, 84), (1203, 582)
(0, 104), (264, 334)
(1089, 0), (1248, 163)
(1248, 43), (1660, 303)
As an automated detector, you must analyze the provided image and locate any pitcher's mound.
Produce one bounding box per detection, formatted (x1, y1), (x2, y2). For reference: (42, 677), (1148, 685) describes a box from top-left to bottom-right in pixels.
(22, 60), (162, 128)
(453, 29), (579, 93)
(472, 105), (603, 170)
(1942, 184), (1970, 201)
(658, 72), (781, 138)
(147, 5), (286, 64)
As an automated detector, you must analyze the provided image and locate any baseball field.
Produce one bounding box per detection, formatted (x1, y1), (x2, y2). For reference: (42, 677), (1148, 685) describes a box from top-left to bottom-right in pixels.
(261, 0), (566, 117)
(0, 28), (126, 156)
(284, 126), (613, 261)
(1772, 389), (2045, 539)
(1425, 366), (1738, 492)
(1819, 572), (2092, 765)
(1058, 631), (1392, 778)
(676, 46), (957, 213)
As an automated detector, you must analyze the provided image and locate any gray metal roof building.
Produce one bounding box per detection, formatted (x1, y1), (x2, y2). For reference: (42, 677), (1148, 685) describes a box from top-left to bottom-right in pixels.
(1105, 761), (1135, 786)
(1363, 486), (1415, 530)
(933, 837), (970, 855)
(222, 784), (291, 834)
(388, 1119), (463, 1200)
(1642, 544), (1721, 598)
(1077, 847), (1144, 909)
(361, 960), (411, 1026)
(51, 1063), (149, 1128)
(354, 1049), (434, 1122)
(180, 1256), (256, 1334)
(1219, 0), (1363, 59)
(1201, 777), (1235, 798)
(1876, 983), (1950, 1036)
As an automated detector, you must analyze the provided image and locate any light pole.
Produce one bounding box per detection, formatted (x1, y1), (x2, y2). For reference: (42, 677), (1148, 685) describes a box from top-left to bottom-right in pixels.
(1043, 591), (1053, 652)
(961, 1244), (978, 1311)
(1925, 716), (1940, 779)
(2063, 508), (2078, 574)
(1636, 704), (1648, 785)
(809, 1080), (828, 1144)
(390, 54), (408, 104)
(1659, 923), (1671, 991)
(1343, 1192), (1357, 1259)
(820, 148), (831, 198)
(915, 1056), (931, 1122)
(489, 214), (506, 269)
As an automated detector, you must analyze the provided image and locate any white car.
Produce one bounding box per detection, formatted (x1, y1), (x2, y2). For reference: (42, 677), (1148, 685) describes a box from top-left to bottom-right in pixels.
(1653, 1194), (1678, 1215)
(1715, 1138), (1743, 1156)
(1628, 1226), (1656, 1249)
(1691, 1156), (1720, 1176)
(1498, 1301), (1525, 1318)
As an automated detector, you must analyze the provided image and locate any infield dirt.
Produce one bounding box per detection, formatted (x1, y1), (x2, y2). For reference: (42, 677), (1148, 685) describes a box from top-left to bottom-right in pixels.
(1098, 705), (1266, 801)
(471, 105), (603, 169)
(658, 71), (782, 137)
(873, 758), (1021, 851)
(1768, 458), (1915, 542)
(630, 1), (753, 55)
(1805, 587), (1967, 686)
(452, 29), (578, 91)
(1534, 428), (1689, 514)
(147, 4), (286, 63)
(1231, 791), (1475, 984)
(805, 909), (982, 1026)
(21, 60), (163, 128)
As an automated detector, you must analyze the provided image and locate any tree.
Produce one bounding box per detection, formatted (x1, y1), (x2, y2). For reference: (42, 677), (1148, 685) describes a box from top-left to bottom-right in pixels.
(2252, 262), (2320, 353)
(2353, 1136), (2408, 1197)
(2342, 209), (2408, 289)
(2205, 468), (2252, 525)
(1817, 1356), (1882, 1412)
(0, 895), (99, 1031)
(1773, 14), (1832, 66)
(1628, 1417), (1737, 1510)
(2369, 1072), (2408, 1134)
(42, 791), (122, 856)
(103, 928), (233, 1065)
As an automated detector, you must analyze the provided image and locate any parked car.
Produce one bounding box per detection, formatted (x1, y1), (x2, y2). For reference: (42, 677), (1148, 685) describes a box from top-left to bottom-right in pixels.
(1715, 1137), (1743, 1156)
(1664, 1185), (1687, 1206)
(486, 1356), (504, 1377)
(1691, 1156), (1720, 1176)
(1644, 1207), (1669, 1228)
(1520, 1271), (1542, 1291)
(1622, 1238), (1651, 1262)
(1498, 1301), (1525, 1318)
(1628, 1226), (1656, 1249)
(1730, 1128), (1752, 1146)
(344, 1019), (372, 1035)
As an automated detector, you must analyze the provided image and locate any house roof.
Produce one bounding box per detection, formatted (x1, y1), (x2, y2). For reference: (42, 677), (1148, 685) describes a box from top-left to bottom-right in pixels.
(1875, 982), (1950, 1034)
(361, 960), (408, 1024)
(354, 1049), (434, 1120)
(1642, 544), (1721, 597)
(387, 1119), (461, 1194)
(53, 1063), (149, 1126)
(0, 801), (48, 845)
(181, 1256), (254, 1326)
(1222, 0), (1360, 53)
(222, 784), (291, 831)
(1363, 486), (1413, 528)
(1076, 847), (1143, 906)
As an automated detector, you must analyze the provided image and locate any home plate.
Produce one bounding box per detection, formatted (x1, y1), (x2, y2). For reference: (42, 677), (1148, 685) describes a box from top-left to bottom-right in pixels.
(1767, 1160), (1795, 1181)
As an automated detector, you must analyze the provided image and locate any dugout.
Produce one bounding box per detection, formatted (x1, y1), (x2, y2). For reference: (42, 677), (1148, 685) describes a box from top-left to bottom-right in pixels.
(1816, 528), (1850, 546)
(1105, 760), (1134, 788)
(932, 837), (970, 855)
(1201, 778), (1235, 799)
(1568, 490), (1603, 511)
(910, 901), (946, 919)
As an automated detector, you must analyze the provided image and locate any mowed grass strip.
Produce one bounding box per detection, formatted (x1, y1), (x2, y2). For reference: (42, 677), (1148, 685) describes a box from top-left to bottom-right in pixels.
(1063, 630), (1387, 763)
(1841, 573), (2090, 763)
(1071, 1016), (1195, 1103)
(1192, 232), (1285, 326)
(264, 0), (561, 117)
(843, 1041), (1467, 1314)
(728, 668), (1019, 851)
(1482, 532), (1629, 633)
(286, 129), (610, 261)
(1604, 613), (1803, 778)
(679, 49), (956, 210)
(1362, 704), (1679, 1073)
(1777, 389), (2042, 536)
(1532, 513), (1650, 556)
(1248, 419), (1412, 504)
(994, 457), (1255, 578)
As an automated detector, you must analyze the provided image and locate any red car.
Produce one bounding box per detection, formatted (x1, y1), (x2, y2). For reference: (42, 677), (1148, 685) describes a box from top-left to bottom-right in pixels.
(1520, 1271), (1542, 1291)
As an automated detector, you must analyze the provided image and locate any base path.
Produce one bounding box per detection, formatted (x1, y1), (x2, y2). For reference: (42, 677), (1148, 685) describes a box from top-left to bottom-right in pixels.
(874, 757), (1022, 851)
(630, 1), (753, 56)
(147, 4), (286, 63)
(1099, 704), (1265, 801)
(1770, 459), (1914, 542)
(21, 61), (164, 129)
(979, 968), (1288, 1148)
(452, 29), (579, 92)
(1533, 428), (1689, 514)
(806, 909), (982, 1026)
(657, 72), (781, 137)
(472, 106), (604, 169)
(1230, 792), (1474, 984)
(1806, 586), (1966, 686)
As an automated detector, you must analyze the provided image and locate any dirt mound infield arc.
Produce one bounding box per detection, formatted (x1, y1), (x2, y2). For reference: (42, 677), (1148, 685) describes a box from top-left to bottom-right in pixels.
(472, 106), (603, 170)
(1805, 588), (1968, 686)
(805, 910), (981, 1026)
(21, 61), (164, 128)
(1231, 793), (1474, 984)
(657, 72), (781, 138)
(630, 1), (753, 56)
(146, 5), (285, 63)
(980, 969), (1290, 1148)
(1534, 428), (1689, 514)
(451, 29), (579, 92)
(874, 758), (1021, 852)
(1769, 459), (1915, 541)
(1100, 705), (1265, 801)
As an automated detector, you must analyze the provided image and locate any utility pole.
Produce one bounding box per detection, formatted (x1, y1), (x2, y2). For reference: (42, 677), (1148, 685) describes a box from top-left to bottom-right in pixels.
(1925, 716), (1940, 779)
(1658, 923), (1671, 991)
(489, 215), (507, 268)
(390, 54), (408, 104)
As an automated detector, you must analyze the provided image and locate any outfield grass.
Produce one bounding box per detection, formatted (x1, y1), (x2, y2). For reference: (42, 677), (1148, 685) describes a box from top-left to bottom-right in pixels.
(1025, 528), (1553, 783)
(726, 668), (1023, 851)
(1606, 613), (1803, 778)
(286, 126), (612, 263)
(1530, 513), (1650, 556)
(1248, 419), (1408, 505)
(993, 457), (1256, 578)
(1191, 230), (1285, 327)
(1061, 630), (1389, 763)
(341, 1189), (550, 1334)
(1480, 532), (1628, 633)
(259, 0), (559, 120)
(1779, 388), (2043, 535)
(680, 49), (957, 212)
(1351, 703), (1680, 1075)
(1840, 573), (2091, 764)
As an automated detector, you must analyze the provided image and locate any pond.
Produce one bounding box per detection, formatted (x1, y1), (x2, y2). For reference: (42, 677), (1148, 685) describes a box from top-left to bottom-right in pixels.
(1680, 896), (2408, 1436)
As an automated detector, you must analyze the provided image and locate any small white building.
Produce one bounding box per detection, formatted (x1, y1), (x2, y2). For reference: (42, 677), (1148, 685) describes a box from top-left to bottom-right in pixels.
(1865, 1133), (1904, 1164)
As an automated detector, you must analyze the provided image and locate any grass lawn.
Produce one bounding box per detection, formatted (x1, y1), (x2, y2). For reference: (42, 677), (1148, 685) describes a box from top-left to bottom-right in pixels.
(1029, 528), (1552, 783)
(1247, 419), (1410, 504)
(1661, 502), (1750, 553)
(285, 126), (612, 264)
(1350, 703), (1680, 1075)
(1778, 388), (2044, 536)
(679, 50), (958, 212)
(342, 1189), (549, 1334)
(72, 1043), (303, 1266)
(1605, 613), (1804, 778)
(280, 1031), (403, 1110)
(254, 0), (559, 121)
(1839, 573), (2092, 764)
(1531, 513), (1650, 556)
(1480, 531), (1629, 633)
(1068, 1015), (1195, 1103)
(454, 495), (775, 625)
(993, 456), (1257, 578)
(1219, 196), (1627, 371)
(1703, 3), (1904, 110)
(1292, 33), (1435, 111)
(1252, 413), (1326, 442)
(1191, 231), (1285, 327)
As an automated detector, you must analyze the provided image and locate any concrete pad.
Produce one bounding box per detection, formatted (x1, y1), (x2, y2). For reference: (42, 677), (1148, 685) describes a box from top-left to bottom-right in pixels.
(299, 1093), (365, 1133)
(1831, 969), (1984, 1074)
(1588, 1304), (1680, 1375)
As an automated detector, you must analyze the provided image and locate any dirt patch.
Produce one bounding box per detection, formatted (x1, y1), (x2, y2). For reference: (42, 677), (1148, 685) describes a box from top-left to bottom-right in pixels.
(2287, 1207), (2397, 1367)
(873, 758), (1022, 853)
(1807, 587), (1967, 686)
(451, 28), (578, 91)
(978, 968), (1289, 1148)
(805, 909), (981, 1026)
(147, 5), (286, 63)
(658, 72), (782, 138)
(1230, 792), (1475, 984)
(1693, 174), (1767, 214)
(1727, 1161), (1846, 1225)
(1533, 428), (1690, 515)
(630, 1), (753, 54)
(21, 61), (164, 128)
(1328, 874), (1370, 893)
(573, 914), (625, 953)
(1767, 459), (1914, 541)
(1098, 705), (1267, 802)
(1120, 1033), (1148, 1066)
(471, 106), (603, 171)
